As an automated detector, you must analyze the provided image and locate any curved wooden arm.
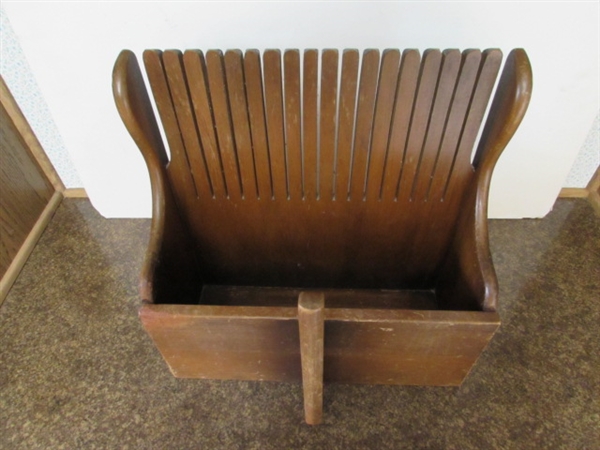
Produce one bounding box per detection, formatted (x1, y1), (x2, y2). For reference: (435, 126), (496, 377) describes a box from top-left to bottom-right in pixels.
(438, 49), (533, 312)
(113, 50), (199, 304)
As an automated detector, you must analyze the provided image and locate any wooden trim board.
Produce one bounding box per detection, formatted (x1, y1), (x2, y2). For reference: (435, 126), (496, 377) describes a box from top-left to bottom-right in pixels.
(560, 166), (600, 215)
(0, 191), (63, 305)
(63, 188), (88, 198)
(587, 166), (600, 215)
(559, 187), (589, 198)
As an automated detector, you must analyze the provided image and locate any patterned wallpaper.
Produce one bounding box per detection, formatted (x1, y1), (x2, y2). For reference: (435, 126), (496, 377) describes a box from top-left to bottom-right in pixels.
(0, 7), (82, 188)
(564, 112), (599, 188)
(0, 7), (597, 190)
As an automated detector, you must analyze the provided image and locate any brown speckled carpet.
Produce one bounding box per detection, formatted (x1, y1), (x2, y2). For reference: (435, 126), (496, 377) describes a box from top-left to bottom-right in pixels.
(1, 198), (599, 449)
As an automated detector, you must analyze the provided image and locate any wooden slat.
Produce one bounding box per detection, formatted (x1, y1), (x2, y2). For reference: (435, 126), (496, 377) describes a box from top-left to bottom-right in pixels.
(444, 49), (502, 199)
(303, 49), (319, 200)
(143, 50), (198, 203)
(319, 49), (339, 200)
(349, 49), (380, 201)
(263, 50), (287, 199)
(298, 291), (325, 425)
(283, 50), (303, 200)
(183, 50), (227, 199)
(205, 50), (243, 201)
(396, 49), (442, 202)
(163, 50), (212, 199)
(411, 49), (461, 202)
(225, 50), (258, 199)
(335, 50), (360, 201)
(380, 50), (421, 201)
(244, 50), (272, 199)
(365, 49), (400, 201)
(428, 50), (482, 202)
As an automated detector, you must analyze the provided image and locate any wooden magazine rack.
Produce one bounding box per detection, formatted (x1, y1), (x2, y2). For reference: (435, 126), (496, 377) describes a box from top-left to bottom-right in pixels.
(113, 47), (532, 424)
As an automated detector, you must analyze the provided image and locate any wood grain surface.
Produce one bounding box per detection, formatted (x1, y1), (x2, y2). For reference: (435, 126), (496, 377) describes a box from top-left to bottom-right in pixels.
(121, 49), (515, 295)
(0, 102), (54, 278)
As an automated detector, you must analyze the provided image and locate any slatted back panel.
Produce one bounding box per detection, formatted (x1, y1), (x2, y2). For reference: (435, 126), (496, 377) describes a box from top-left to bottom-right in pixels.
(143, 48), (502, 289)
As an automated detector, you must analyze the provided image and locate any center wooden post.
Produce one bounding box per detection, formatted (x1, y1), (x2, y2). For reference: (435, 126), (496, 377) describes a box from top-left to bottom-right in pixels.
(298, 291), (325, 425)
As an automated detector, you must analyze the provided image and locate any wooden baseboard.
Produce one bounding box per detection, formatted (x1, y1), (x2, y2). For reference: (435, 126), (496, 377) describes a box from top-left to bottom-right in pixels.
(560, 167), (600, 215)
(559, 187), (589, 198)
(587, 167), (600, 215)
(0, 191), (63, 305)
(63, 188), (88, 198)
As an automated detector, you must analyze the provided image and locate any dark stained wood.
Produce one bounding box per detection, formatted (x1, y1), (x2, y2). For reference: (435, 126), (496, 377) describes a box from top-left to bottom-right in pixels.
(411, 49), (461, 202)
(396, 49), (442, 202)
(283, 50), (303, 199)
(302, 49), (319, 200)
(115, 50), (201, 304)
(200, 284), (438, 310)
(350, 49), (380, 201)
(444, 49), (503, 200)
(140, 304), (301, 381)
(427, 50), (482, 202)
(0, 101), (54, 278)
(335, 50), (360, 200)
(139, 303), (499, 386)
(143, 50), (198, 210)
(117, 47), (531, 299)
(205, 50), (242, 201)
(114, 48), (533, 420)
(224, 50), (258, 199)
(298, 291), (325, 425)
(319, 49), (339, 200)
(162, 50), (212, 199)
(381, 49), (420, 201)
(437, 49), (532, 312)
(366, 49), (400, 201)
(323, 308), (500, 386)
(263, 50), (287, 199)
(183, 50), (227, 198)
(243, 49), (272, 199)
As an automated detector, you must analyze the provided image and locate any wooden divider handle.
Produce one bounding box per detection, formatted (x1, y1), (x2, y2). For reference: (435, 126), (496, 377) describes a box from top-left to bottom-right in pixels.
(298, 291), (325, 425)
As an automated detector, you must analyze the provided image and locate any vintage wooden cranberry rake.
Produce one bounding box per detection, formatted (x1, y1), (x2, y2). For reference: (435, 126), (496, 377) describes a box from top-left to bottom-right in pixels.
(113, 47), (532, 424)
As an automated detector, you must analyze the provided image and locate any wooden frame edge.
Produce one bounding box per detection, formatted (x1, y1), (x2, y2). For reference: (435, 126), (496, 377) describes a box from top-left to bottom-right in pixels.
(559, 166), (600, 215)
(0, 76), (66, 193)
(0, 191), (63, 306)
(63, 188), (88, 198)
(559, 187), (589, 198)
(586, 166), (600, 215)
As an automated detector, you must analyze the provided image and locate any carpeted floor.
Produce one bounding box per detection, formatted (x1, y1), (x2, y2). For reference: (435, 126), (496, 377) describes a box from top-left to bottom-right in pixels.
(0, 198), (598, 449)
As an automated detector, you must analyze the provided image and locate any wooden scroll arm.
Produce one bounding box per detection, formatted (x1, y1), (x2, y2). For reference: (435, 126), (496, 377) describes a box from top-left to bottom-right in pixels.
(112, 50), (199, 304)
(438, 49), (533, 312)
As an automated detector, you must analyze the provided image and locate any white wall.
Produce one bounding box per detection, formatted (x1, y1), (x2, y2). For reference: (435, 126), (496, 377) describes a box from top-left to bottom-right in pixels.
(3, 2), (598, 218)
(0, 8), (82, 188)
(565, 111), (599, 188)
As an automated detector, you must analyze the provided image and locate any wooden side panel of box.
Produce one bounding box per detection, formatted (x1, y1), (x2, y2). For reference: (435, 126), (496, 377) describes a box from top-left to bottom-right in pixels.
(140, 304), (499, 386)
